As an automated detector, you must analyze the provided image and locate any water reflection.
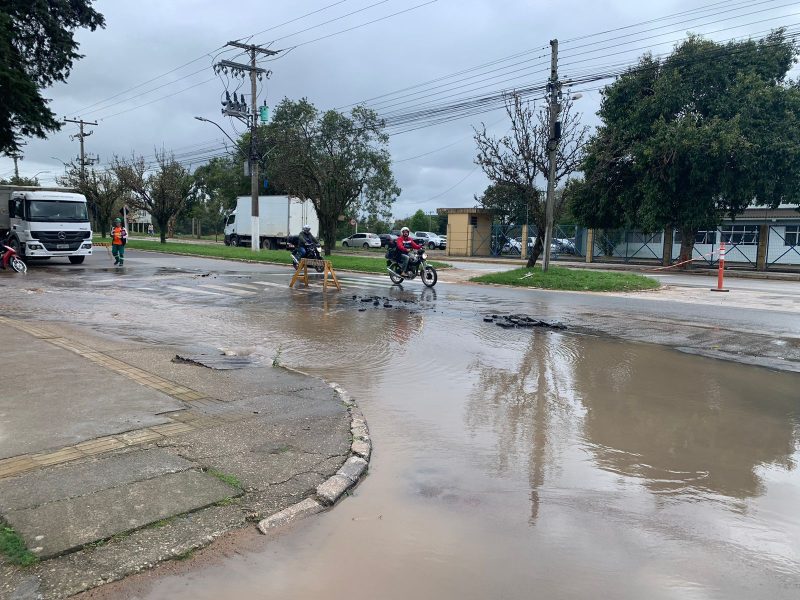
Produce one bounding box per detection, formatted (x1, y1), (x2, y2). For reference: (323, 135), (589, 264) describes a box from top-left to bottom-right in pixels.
(467, 330), (800, 518)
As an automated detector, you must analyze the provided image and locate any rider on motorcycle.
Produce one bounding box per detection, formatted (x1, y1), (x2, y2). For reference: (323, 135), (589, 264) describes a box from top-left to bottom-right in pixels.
(396, 227), (421, 276)
(296, 224), (319, 259)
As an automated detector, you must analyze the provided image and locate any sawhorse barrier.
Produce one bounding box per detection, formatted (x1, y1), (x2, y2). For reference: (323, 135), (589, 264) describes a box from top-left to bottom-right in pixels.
(289, 258), (341, 291)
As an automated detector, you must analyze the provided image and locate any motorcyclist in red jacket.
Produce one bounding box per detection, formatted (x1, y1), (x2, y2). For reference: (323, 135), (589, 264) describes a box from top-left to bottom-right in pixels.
(397, 227), (421, 275)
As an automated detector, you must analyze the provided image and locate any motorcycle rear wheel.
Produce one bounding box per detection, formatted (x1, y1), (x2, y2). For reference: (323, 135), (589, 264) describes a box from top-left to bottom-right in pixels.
(421, 265), (437, 287)
(10, 256), (27, 273)
(388, 265), (404, 284)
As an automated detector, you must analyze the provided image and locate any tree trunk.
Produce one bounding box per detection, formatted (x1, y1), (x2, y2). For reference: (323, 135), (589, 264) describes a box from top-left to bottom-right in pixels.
(157, 217), (168, 244)
(678, 226), (696, 269)
(526, 237), (543, 268)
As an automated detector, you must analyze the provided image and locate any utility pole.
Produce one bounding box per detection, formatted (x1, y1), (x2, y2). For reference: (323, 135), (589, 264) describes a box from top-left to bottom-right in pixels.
(216, 41), (277, 251)
(542, 39), (561, 273)
(64, 118), (98, 186)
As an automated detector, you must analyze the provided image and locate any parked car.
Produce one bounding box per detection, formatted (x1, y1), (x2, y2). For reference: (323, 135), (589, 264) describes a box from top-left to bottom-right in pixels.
(341, 232), (381, 248)
(439, 235), (447, 248)
(378, 233), (397, 247)
(553, 238), (576, 254)
(413, 231), (446, 249)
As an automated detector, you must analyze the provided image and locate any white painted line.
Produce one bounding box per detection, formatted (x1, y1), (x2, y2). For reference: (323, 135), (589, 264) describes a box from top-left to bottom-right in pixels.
(226, 282), (263, 290)
(199, 284), (255, 295)
(250, 281), (287, 289)
(169, 285), (223, 296)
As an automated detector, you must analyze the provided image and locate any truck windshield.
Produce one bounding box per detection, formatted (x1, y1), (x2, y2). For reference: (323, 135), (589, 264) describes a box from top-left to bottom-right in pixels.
(26, 200), (89, 222)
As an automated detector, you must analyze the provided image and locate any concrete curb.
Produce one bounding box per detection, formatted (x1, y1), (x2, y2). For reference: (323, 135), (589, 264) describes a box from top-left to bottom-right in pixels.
(256, 377), (371, 534)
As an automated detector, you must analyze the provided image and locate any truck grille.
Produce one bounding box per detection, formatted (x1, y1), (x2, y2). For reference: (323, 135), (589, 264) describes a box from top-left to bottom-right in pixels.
(31, 231), (89, 251)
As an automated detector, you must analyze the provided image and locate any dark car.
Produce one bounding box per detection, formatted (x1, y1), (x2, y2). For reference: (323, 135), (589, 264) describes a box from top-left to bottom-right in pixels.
(379, 233), (397, 247)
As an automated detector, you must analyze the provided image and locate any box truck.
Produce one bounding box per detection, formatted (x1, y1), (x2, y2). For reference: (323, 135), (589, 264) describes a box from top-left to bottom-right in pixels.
(0, 185), (93, 264)
(223, 195), (319, 249)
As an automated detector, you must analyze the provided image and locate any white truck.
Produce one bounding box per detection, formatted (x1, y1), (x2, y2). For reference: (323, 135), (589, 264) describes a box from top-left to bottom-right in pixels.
(223, 195), (319, 249)
(0, 185), (93, 264)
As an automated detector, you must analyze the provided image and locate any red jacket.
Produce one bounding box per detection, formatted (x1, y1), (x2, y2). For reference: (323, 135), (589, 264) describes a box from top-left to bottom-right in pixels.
(397, 234), (421, 253)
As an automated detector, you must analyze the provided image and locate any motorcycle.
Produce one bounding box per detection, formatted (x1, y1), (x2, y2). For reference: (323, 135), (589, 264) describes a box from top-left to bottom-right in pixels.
(1, 237), (27, 273)
(386, 247), (437, 287)
(287, 237), (325, 272)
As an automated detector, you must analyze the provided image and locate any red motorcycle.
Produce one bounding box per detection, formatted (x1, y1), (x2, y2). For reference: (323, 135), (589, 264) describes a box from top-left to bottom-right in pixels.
(1, 237), (27, 273)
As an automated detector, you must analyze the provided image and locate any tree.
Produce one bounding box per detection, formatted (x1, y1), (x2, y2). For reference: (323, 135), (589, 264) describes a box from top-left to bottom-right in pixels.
(570, 31), (800, 266)
(475, 93), (588, 267)
(57, 163), (125, 238)
(262, 98), (400, 254)
(0, 1), (104, 154)
(408, 209), (429, 232)
(0, 175), (38, 186)
(111, 151), (191, 243)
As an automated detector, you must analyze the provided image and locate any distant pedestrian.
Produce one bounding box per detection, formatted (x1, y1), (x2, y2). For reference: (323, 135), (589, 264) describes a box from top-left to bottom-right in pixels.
(147, 223), (154, 236)
(111, 217), (128, 266)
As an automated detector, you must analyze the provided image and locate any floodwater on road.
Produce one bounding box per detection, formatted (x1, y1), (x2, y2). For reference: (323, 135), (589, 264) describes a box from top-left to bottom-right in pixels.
(6, 257), (798, 599)
(59, 276), (800, 600)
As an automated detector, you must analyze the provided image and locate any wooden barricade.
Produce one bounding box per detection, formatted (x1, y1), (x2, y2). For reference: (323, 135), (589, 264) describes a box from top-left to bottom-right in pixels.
(289, 258), (341, 291)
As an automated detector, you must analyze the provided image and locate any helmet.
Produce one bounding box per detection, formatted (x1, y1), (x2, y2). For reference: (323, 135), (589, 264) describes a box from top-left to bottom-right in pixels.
(114, 217), (122, 223)
(302, 224), (311, 232)
(401, 227), (410, 235)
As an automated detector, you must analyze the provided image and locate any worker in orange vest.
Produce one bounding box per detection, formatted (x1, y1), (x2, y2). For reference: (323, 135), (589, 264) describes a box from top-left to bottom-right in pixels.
(111, 217), (128, 266)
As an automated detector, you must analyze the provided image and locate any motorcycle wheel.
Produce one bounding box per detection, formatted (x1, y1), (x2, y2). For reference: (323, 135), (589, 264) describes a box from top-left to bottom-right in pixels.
(10, 256), (27, 274)
(421, 265), (437, 287)
(388, 264), (404, 284)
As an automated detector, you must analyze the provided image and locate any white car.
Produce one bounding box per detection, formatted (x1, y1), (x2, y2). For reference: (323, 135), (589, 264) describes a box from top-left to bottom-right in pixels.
(414, 231), (446, 249)
(341, 233), (381, 248)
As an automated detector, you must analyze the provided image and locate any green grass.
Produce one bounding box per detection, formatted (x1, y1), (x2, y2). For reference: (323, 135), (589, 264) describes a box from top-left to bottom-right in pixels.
(0, 523), (39, 566)
(125, 239), (449, 274)
(471, 266), (659, 292)
(206, 468), (242, 490)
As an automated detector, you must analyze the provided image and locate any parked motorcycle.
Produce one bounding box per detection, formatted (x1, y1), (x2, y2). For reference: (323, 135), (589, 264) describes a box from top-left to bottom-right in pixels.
(1, 237), (27, 273)
(386, 247), (437, 287)
(287, 237), (325, 272)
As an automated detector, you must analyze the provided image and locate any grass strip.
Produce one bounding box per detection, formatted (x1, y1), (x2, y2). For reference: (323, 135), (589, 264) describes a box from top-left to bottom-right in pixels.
(0, 523), (39, 566)
(471, 266), (659, 292)
(206, 468), (242, 490)
(124, 239), (449, 274)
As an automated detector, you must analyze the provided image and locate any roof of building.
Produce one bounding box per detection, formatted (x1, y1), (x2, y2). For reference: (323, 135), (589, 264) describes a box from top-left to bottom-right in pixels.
(436, 207), (494, 216)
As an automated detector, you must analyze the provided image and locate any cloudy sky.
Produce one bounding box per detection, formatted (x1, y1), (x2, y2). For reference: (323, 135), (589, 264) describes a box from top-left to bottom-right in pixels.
(2, 0), (798, 219)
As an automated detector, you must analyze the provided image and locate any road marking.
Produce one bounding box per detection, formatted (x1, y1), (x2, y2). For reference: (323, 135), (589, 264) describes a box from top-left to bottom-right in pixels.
(250, 281), (287, 289)
(226, 282), (263, 291)
(169, 285), (223, 296)
(199, 284), (255, 295)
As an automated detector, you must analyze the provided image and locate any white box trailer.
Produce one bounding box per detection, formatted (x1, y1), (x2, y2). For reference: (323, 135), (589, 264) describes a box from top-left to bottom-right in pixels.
(0, 185), (93, 264)
(223, 195), (318, 249)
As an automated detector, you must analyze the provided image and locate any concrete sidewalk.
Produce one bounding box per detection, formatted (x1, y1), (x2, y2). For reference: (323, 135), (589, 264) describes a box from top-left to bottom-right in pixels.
(0, 318), (369, 600)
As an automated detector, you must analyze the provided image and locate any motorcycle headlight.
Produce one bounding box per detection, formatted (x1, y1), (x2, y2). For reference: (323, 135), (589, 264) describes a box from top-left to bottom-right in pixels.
(421, 252), (428, 260)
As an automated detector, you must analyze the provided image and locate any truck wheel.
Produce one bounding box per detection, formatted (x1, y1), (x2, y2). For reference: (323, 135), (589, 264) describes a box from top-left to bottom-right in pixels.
(261, 238), (275, 250)
(68, 256), (85, 265)
(230, 235), (239, 247)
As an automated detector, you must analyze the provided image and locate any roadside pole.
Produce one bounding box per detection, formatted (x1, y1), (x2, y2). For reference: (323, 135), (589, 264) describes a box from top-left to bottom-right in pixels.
(542, 39), (561, 273)
(711, 241), (729, 292)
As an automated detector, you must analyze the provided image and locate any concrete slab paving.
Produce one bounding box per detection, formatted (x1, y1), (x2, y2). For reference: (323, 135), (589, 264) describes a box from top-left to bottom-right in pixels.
(4, 470), (238, 558)
(0, 325), (182, 459)
(0, 448), (193, 511)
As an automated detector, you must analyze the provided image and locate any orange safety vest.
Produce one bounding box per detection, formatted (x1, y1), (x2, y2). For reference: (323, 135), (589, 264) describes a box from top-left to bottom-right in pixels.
(112, 226), (125, 245)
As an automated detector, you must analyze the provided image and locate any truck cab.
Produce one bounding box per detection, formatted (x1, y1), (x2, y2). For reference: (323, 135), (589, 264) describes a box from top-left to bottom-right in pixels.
(1, 187), (93, 264)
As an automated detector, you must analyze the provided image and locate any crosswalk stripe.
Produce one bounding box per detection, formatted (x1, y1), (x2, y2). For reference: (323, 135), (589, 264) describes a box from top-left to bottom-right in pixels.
(226, 282), (263, 290)
(169, 285), (223, 296)
(199, 284), (255, 295)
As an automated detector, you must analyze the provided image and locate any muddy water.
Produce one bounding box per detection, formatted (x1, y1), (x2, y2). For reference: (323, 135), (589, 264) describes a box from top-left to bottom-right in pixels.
(7, 266), (799, 598)
(67, 283), (797, 600)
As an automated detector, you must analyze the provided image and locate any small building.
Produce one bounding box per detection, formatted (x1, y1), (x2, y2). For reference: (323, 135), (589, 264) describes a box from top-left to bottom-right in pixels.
(437, 207), (494, 257)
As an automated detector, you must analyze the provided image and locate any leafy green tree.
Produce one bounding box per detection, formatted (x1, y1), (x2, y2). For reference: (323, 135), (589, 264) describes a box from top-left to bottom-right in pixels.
(57, 163), (125, 238)
(261, 98), (400, 254)
(0, 1), (104, 154)
(571, 31), (800, 266)
(475, 93), (588, 267)
(0, 175), (38, 186)
(111, 151), (191, 243)
(408, 209), (429, 232)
